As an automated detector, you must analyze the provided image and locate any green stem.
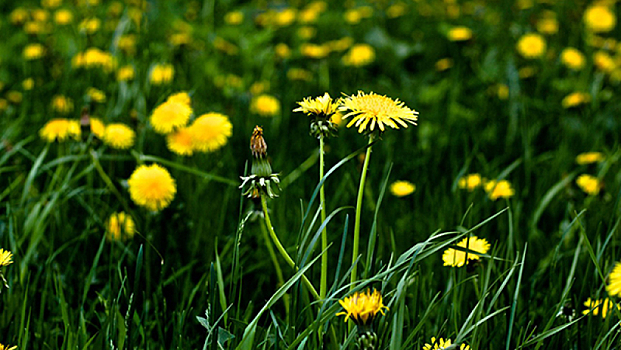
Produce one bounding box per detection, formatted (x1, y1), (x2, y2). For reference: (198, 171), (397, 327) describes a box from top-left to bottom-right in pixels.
(319, 135), (328, 302)
(350, 136), (374, 290)
(259, 220), (289, 315)
(260, 195), (321, 301)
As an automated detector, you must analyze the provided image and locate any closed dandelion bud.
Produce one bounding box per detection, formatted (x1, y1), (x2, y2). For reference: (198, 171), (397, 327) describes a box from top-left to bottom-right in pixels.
(240, 126), (281, 199)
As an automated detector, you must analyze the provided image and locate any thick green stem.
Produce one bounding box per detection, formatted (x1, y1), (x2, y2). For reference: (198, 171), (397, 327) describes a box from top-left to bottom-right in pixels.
(260, 195), (320, 301)
(350, 136), (374, 290)
(319, 135), (328, 302)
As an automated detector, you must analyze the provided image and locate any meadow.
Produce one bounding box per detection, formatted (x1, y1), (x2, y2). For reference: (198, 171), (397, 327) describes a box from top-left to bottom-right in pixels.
(1, 0), (621, 349)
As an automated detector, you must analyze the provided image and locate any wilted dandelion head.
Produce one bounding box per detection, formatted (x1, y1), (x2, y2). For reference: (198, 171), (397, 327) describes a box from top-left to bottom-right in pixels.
(606, 261), (621, 297)
(103, 123), (135, 150)
(576, 152), (604, 165)
(342, 43), (376, 67)
(484, 179), (514, 200)
(188, 113), (233, 152)
(150, 99), (193, 134)
(106, 212), (136, 241)
(576, 174), (601, 195)
(339, 91), (418, 134)
(582, 297), (619, 318)
(128, 164), (177, 212)
(39, 119), (81, 142)
(166, 127), (194, 156)
(0, 248), (14, 267)
(516, 33), (546, 59)
(250, 94), (281, 117)
(442, 236), (490, 267)
(336, 289), (389, 325)
(389, 180), (416, 197)
(584, 5), (616, 33)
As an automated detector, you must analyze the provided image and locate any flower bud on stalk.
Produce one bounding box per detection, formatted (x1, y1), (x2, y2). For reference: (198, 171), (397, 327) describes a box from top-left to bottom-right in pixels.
(240, 126), (280, 199)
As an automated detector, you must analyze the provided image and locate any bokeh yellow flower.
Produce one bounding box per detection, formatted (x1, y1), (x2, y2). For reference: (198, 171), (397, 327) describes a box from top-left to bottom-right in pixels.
(79, 17), (101, 34)
(458, 173), (483, 191)
(39, 119), (81, 142)
(22, 78), (34, 91)
(516, 33), (546, 59)
(484, 179), (515, 200)
(128, 164), (177, 211)
(51, 95), (74, 114)
(536, 17), (558, 34)
(336, 289), (388, 325)
(287, 68), (313, 81)
(72, 48), (116, 71)
(42, 0), (62, 8)
(593, 51), (616, 73)
(447, 26), (473, 41)
(339, 91), (418, 133)
(10, 8), (29, 25)
(150, 64), (174, 85)
(390, 180), (416, 197)
(560, 47), (585, 70)
(275, 43), (291, 59)
(90, 117), (105, 139)
(300, 43), (330, 59)
(224, 11), (244, 25)
(117, 65), (135, 81)
(106, 212), (136, 241)
(54, 9), (73, 25)
(87, 87), (106, 103)
(0, 248), (14, 266)
(584, 5), (616, 33)
(188, 113), (233, 152)
(6, 91), (22, 104)
(103, 123), (135, 149)
(576, 152), (604, 165)
(562, 92), (590, 108)
(442, 236), (490, 267)
(576, 174), (601, 195)
(166, 127), (194, 156)
(342, 43), (376, 67)
(606, 261), (621, 297)
(583, 297), (619, 318)
(250, 94), (281, 117)
(23, 43), (45, 60)
(150, 98), (193, 134)
(435, 58), (454, 71)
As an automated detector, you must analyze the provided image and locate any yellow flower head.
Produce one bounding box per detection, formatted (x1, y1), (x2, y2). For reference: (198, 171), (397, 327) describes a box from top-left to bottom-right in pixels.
(607, 261), (621, 297)
(537, 17), (558, 35)
(150, 64), (175, 85)
(583, 297), (620, 318)
(23, 43), (45, 60)
(560, 47), (586, 70)
(72, 48), (116, 72)
(447, 26), (473, 41)
(336, 289), (389, 325)
(150, 99), (193, 134)
(250, 94), (281, 117)
(442, 235), (490, 267)
(423, 337), (470, 350)
(293, 92), (339, 117)
(576, 174), (601, 195)
(576, 152), (604, 165)
(300, 43), (330, 59)
(188, 113), (233, 152)
(106, 212), (136, 241)
(342, 43), (376, 67)
(390, 180), (416, 197)
(90, 117), (105, 139)
(54, 9), (73, 25)
(516, 33), (546, 59)
(562, 92), (590, 108)
(117, 65), (135, 81)
(593, 51), (616, 73)
(79, 17), (101, 34)
(22, 78), (34, 90)
(0, 344), (17, 350)
(87, 87), (106, 103)
(128, 164), (177, 211)
(458, 173), (483, 191)
(166, 127), (194, 156)
(0, 248), (14, 266)
(39, 119), (81, 142)
(339, 91), (418, 134)
(51, 95), (74, 114)
(584, 5), (616, 33)
(484, 179), (515, 200)
(435, 58), (454, 71)
(103, 123), (135, 150)
(167, 91), (191, 106)
(224, 11), (244, 25)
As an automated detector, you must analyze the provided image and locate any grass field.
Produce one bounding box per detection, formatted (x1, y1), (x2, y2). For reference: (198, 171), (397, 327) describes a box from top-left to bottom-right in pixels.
(1, 0), (621, 349)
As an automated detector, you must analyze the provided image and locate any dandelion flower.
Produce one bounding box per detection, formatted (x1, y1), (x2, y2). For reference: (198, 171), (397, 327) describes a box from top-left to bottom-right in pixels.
(166, 127), (194, 156)
(51, 95), (74, 114)
(224, 11), (244, 25)
(103, 123), (135, 149)
(583, 297), (619, 318)
(87, 87), (106, 103)
(516, 33), (546, 59)
(336, 289), (389, 325)
(251, 94), (281, 117)
(576, 152), (604, 165)
(150, 64), (174, 85)
(39, 119), (81, 142)
(23, 43), (45, 60)
(0, 249), (13, 266)
(562, 92), (590, 108)
(342, 43), (376, 67)
(390, 180), (416, 197)
(0, 344), (17, 350)
(584, 5), (616, 33)
(117, 65), (135, 81)
(423, 337), (470, 350)
(90, 117), (105, 139)
(106, 212), (136, 241)
(442, 236), (490, 267)
(484, 179), (515, 200)
(149, 99), (193, 134)
(593, 51), (615, 73)
(606, 262), (621, 297)
(167, 91), (191, 106)
(188, 113), (233, 152)
(576, 174), (601, 195)
(458, 173), (483, 191)
(560, 47), (585, 70)
(339, 91), (418, 134)
(128, 164), (177, 211)
(447, 26), (473, 41)
(54, 9), (73, 25)
(435, 58), (454, 71)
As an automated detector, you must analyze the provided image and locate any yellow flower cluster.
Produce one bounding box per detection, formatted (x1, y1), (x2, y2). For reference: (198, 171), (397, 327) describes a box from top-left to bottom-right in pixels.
(336, 289), (389, 325)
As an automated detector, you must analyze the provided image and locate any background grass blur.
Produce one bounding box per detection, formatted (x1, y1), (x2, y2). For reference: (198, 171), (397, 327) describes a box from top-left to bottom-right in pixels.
(1, 0), (621, 349)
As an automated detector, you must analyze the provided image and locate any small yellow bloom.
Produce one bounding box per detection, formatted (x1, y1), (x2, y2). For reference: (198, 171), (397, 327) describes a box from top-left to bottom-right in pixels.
(390, 180), (416, 197)
(536, 17), (558, 35)
(606, 261), (621, 297)
(327, 37), (353, 52)
(340, 91), (418, 134)
(287, 68), (313, 81)
(117, 34), (137, 56)
(23, 43), (45, 60)
(275, 43), (291, 59)
(31, 9), (49, 22)
(39, 119), (81, 142)
(447, 26), (473, 41)
(128, 164), (177, 211)
(300, 43), (330, 59)
(386, 2), (407, 18)
(562, 92), (590, 108)
(23, 78), (34, 90)
(442, 235), (490, 267)
(293, 92), (339, 117)
(72, 48), (116, 71)
(583, 297), (619, 318)
(497, 84), (509, 100)
(484, 179), (515, 200)
(150, 64), (174, 85)
(42, 0), (62, 8)
(297, 26), (316, 40)
(584, 5), (616, 33)
(90, 117), (105, 139)
(6, 91), (22, 104)
(458, 173), (483, 191)
(560, 47), (585, 70)
(342, 43), (376, 67)
(87, 87), (106, 103)
(518, 66), (537, 78)
(51, 95), (74, 114)
(166, 127), (194, 156)
(0, 248), (14, 266)
(576, 152), (604, 165)
(224, 10), (244, 25)
(117, 65), (135, 81)
(10, 8), (29, 25)
(336, 289), (388, 325)
(593, 51), (616, 73)
(150, 98), (193, 135)
(79, 17), (101, 34)
(0, 343), (17, 350)
(54, 9), (73, 25)
(251, 94), (281, 117)
(188, 113), (233, 152)
(103, 123), (135, 149)
(435, 58), (453, 71)
(576, 174), (601, 195)
(516, 33), (546, 59)
(106, 212), (136, 241)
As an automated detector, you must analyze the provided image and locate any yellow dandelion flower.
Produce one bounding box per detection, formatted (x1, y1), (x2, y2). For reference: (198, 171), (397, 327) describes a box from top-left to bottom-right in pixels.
(54, 9), (73, 25)
(423, 337), (470, 350)
(128, 164), (177, 211)
(576, 174), (601, 195)
(560, 47), (585, 70)
(336, 289), (389, 325)
(293, 92), (339, 117)
(251, 94), (281, 117)
(576, 152), (604, 165)
(39, 119), (80, 142)
(42, 0), (62, 8)
(6, 91), (22, 104)
(536, 17), (558, 35)
(103, 123), (135, 149)
(117, 34), (137, 56)
(224, 11), (244, 25)
(79, 17), (101, 34)
(166, 127), (194, 156)
(287, 68), (313, 81)
(497, 84), (509, 100)
(442, 236), (490, 267)
(117, 65), (135, 81)
(607, 261), (621, 297)
(106, 212), (136, 241)
(72, 48), (116, 71)
(188, 113), (233, 152)
(387, 3), (407, 18)
(31, 9), (49, 22)
(297, 26), (316, 40)
(447, 26), (473, 41)
(23, 43), (45, 60)
(584, 5), (616, 33)
(0, 344), (17, 350)
(22, 78), (34, 91)
(250, 81), (269, 95)
(90, 117), (105, 139)
(562, 92), (590, 108)
(167, 91), (191, 106)
(435, 58), (454, 71)
(150, 64), (174, 85)
(300, 43), (330, 59)
(484, 179), (515, 200)
(327, 37), (354, 52)
(339, 91), (418, 134)
(458, 173), (483, 191)
(87, 87), (106, 103)
(593, 51), (616, 73)
(51, 95), (74, 114)
(390, 180), (416, 197)
(0, 248), (14, 266)
(275, 43), (291, 59)
(342, 43), (376, 67)
(149, 99), (193, 134)
(583, 297), (620, 318)
(10, 8), (29, 25)
(516, 33), (546, 59)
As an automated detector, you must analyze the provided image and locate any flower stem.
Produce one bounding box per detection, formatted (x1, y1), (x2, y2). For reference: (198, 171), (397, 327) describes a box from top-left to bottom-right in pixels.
(260, 195), (321, 301)
(319, 135), (328, 302)
(350, 136), (374, 290)
(259, 220), (289, 315)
